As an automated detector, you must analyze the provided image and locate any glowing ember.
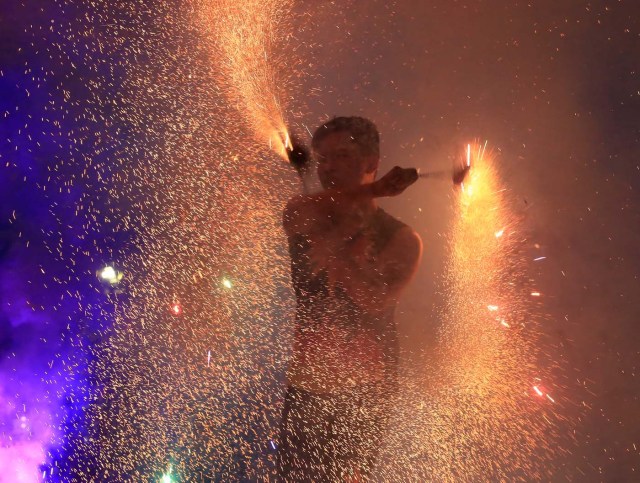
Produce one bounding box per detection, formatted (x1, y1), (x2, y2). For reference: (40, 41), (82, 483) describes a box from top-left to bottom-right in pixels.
(222, 278), (233, 289)
(100, 266), (116, 281)
(171, 303), (182, 316)
(99, 265), (123, 284)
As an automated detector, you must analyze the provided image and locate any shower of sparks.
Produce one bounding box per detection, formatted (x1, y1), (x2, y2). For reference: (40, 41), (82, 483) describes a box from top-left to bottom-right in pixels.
(2, 0), (568, 480)
(377, 142), (563, 480)
(32, 0), (301, 479)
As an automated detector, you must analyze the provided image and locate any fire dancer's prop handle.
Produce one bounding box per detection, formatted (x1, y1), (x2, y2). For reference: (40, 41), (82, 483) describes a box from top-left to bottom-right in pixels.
(285, 137), (312, 193)
(418, 170), (448, 179)
(419, 165), (471, 185)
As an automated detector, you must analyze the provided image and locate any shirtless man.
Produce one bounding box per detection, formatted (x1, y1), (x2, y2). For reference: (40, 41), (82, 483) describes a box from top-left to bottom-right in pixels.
(278, 117), (422, 481)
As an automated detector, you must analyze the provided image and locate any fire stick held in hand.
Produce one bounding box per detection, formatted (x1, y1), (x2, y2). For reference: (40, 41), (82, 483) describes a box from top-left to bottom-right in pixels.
(285, 134), (313, 194)
(419, 142), (474, 185)
(418, 165), (471, 186)
(285, 135), (311, 177)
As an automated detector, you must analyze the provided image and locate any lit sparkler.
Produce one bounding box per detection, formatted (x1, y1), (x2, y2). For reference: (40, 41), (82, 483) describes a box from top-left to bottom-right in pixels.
(403, 141), (560, 480)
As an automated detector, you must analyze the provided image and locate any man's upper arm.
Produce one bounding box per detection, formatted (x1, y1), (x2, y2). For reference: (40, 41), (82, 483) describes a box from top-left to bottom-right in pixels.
(379, 226), (423, 299)
(347, 226), (422, 312)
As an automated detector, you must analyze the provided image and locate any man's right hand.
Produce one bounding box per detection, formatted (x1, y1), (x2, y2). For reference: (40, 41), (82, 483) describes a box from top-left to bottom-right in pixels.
(371, 166), (419, 197)
(285, 135), (310, 175)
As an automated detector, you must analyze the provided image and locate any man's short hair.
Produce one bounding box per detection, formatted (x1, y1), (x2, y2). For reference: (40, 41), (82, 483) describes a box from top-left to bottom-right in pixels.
(311, 116), (380, 158)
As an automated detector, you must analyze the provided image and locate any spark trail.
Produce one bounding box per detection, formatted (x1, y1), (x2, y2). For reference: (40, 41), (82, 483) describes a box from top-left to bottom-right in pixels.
(196, 0), (297, 158)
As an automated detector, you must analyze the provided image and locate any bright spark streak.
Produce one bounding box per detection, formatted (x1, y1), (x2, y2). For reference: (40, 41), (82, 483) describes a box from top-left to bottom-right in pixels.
(533, 386), (544, 397)
(533, 256), (546, 261)
(494, 229), (505, 238)
(487, 305), (499, 311)
(531, 292), (541, 297)
(481, 139), (488, 160)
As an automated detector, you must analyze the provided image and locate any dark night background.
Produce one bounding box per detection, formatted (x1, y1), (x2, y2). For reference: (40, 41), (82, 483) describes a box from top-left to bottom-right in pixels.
(1, 0), (639, 481)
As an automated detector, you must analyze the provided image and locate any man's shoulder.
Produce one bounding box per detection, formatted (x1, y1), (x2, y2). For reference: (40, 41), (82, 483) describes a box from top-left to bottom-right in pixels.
(373, 208), (421, 255)
(375, 208), (414, 235)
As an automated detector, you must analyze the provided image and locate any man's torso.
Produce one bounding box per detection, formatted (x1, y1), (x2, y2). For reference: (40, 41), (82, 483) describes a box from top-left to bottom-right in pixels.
(287, 207), (406, 394)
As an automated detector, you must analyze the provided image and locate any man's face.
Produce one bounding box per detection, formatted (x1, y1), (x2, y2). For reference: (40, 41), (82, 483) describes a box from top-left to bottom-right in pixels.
(313, 131), (377, 190)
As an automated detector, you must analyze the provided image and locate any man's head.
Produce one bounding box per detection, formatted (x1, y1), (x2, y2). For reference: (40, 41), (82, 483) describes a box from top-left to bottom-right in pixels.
(311, 116), (380, 190)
